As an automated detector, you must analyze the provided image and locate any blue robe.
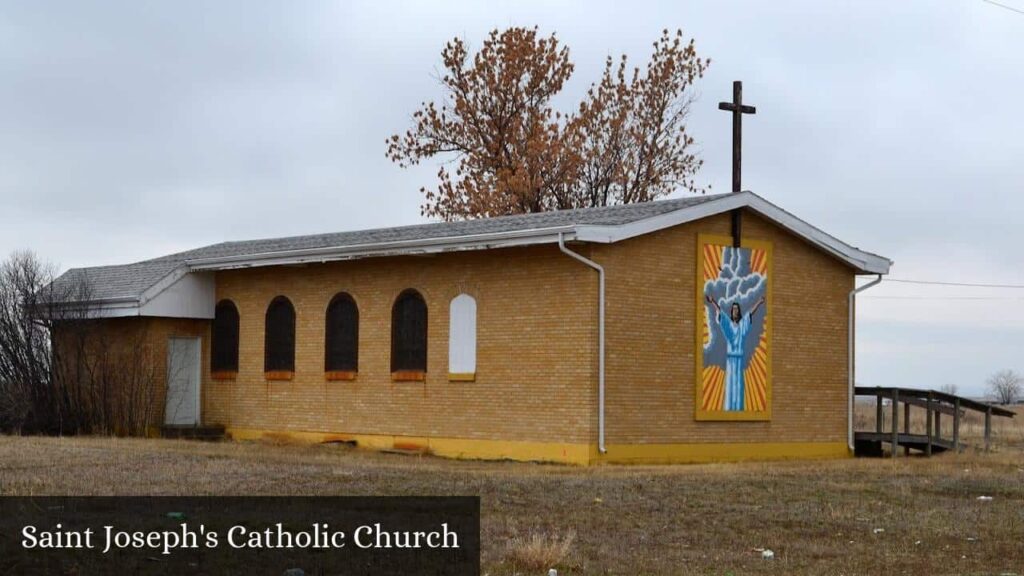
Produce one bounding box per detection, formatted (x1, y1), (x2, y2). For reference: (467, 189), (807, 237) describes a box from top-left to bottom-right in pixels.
(717, 309), (751, 411)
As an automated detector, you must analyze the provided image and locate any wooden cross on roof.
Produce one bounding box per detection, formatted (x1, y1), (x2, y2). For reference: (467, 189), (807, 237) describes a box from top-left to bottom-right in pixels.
(718, 81), (756, 247)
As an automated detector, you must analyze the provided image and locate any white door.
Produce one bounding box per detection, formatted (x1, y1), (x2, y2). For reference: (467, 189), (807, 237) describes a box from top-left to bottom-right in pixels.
(165, 337), (201, 426)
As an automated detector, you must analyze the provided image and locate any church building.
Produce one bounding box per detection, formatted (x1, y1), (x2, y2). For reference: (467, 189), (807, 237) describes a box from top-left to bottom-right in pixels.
(49, 191), (890, 464)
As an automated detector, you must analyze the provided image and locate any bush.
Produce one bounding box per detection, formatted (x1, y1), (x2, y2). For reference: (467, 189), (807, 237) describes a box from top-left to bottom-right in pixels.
(0, 251), (158, 436)
(505, 530), (575, 571)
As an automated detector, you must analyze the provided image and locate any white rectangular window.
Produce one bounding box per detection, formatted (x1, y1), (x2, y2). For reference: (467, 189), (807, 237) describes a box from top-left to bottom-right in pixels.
(448, 294), (476, 379)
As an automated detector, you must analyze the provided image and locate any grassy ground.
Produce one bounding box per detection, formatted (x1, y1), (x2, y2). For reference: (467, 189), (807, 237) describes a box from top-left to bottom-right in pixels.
(1, 419), (1022, 575)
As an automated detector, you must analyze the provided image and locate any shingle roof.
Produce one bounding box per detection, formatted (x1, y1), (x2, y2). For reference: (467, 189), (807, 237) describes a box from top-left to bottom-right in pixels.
(50, 194), (727, 303)
(50, 260), (183, 303)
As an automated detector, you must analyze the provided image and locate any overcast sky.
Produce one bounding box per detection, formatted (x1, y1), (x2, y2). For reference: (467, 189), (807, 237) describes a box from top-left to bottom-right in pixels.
(1, 1), (1022, 396)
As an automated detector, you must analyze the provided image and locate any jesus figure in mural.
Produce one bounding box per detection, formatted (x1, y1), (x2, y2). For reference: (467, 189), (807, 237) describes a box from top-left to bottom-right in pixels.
(705, 295), (766, 411)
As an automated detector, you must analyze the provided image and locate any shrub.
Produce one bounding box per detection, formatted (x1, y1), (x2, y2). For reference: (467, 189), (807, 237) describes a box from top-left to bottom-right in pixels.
(505, 530), (575, 571)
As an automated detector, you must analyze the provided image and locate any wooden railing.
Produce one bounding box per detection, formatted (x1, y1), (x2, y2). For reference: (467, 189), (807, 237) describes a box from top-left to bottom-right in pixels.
(854, 386), (1015, 457)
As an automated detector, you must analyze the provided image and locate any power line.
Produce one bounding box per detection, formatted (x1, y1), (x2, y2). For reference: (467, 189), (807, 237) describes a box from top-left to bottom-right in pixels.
(980, 0), (1024, 16)
(863, 295), (1024, 301)
(882, 278), (1024, 289)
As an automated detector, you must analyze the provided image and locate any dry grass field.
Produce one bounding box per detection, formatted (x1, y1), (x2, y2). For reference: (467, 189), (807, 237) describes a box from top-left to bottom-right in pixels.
(1, 410), (1022, 575)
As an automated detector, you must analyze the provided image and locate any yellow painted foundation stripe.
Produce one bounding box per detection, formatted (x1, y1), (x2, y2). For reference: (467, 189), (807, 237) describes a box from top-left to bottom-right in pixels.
(225, 427), (592, 465)
(222, 428), (849, 466)
(597, 441), (851, 464)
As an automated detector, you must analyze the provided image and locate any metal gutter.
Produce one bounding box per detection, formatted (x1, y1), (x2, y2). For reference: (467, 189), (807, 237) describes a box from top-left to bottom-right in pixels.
(848, 274), (884, 451)
(558, 233), (606, 454)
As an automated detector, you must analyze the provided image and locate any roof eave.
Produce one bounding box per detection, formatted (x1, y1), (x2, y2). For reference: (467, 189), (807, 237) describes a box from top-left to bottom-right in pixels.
(184, 192), (891, 275)
(743, 193), (892, 275)
(576, 191), (891, 275)
(185, 225), (580, 271)
(34, 297), (143, 319)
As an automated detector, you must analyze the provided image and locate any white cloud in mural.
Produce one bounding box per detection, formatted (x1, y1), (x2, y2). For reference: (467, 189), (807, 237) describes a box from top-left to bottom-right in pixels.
(703, 246), (767, 367)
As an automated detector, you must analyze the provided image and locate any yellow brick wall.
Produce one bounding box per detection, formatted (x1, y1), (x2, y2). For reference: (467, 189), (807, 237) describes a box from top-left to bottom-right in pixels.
(62, 207), (857, 463)
(593, 209), (855, 448)
(203, 246), (598, 444)
(52, 316), (208, 430)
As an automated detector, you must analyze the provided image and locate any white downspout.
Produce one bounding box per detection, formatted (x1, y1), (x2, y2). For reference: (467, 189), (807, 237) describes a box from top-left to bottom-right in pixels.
(558, 233), (606, 454)
(848, 274), (883, 451)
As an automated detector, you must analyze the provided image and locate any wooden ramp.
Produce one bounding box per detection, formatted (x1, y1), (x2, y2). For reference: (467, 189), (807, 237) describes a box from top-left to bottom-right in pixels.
(854, 432), (957, 457)
(854, 387), (1014, 457)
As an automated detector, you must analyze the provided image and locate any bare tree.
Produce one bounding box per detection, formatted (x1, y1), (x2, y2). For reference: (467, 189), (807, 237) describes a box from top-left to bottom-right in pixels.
(986, 369), (1022, 405)
(939, 383), (958, 396)
(0, 251), (65, 432)
(0, 251), (160, 435)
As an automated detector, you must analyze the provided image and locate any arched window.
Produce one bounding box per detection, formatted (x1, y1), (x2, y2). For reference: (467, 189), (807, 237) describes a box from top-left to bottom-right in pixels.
(391, 289), (427, 376)
(448, 294), (476, 381)
(264, 296), (295, 376)
(325, 292), (359, 377)
(211, 299), (239, 376)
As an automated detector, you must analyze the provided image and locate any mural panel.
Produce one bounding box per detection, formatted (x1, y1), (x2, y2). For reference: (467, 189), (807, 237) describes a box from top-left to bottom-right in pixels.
(695, 235), (772, 421)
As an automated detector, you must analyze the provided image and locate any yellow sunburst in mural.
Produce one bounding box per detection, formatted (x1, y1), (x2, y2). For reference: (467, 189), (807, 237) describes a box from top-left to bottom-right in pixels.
(695, 235), (773, 421)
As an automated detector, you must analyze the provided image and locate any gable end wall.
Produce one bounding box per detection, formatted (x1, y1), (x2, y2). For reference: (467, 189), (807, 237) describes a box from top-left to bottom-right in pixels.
(593, 209), (855, 461)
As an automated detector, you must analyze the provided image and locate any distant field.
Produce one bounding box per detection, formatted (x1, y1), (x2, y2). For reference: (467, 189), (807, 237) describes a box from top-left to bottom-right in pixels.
(1, 430), (1022, 575)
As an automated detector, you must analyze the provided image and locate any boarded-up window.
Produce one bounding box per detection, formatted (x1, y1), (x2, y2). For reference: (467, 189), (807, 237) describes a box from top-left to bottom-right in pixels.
(211, 300), (239, 372)
(325, 292), (359, 372)
(391, 289), (427, 372)
(448, 294), (476, 376)
(264, 296), (295, 373)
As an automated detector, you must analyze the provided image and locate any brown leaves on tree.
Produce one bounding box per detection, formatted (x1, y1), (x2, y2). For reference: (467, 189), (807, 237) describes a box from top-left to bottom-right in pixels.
(386, 27), (710, 221)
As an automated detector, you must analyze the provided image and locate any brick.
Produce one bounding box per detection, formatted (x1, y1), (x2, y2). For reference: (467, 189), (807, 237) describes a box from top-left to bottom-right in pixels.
(55, 208), (855, 456)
